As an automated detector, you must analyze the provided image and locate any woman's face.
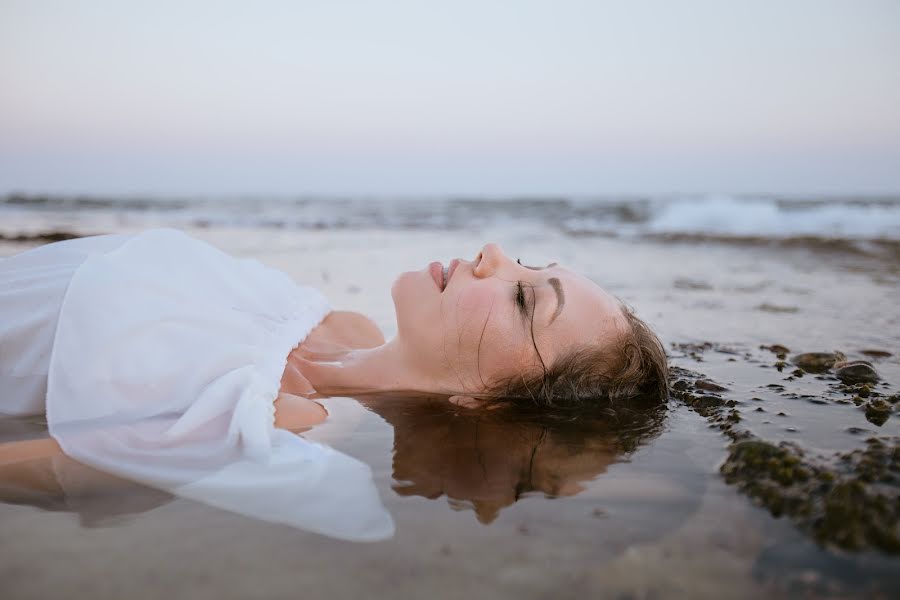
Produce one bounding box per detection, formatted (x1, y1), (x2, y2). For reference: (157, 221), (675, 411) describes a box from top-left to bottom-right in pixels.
(391, 243), (629, 396)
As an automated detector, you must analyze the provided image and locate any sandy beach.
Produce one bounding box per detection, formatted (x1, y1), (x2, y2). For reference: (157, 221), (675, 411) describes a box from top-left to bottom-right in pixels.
(1, 196), (898, 598)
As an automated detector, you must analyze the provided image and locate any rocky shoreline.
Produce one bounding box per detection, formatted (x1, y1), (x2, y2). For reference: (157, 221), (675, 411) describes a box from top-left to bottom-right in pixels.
(669, 342), (898, 554)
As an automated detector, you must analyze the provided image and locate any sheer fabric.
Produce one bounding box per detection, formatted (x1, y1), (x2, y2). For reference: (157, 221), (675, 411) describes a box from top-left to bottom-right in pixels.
(0, 229), (394, 541)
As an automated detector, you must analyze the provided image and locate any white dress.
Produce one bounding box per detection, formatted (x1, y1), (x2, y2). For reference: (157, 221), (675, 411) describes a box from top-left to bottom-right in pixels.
(0, 228), (393, 541)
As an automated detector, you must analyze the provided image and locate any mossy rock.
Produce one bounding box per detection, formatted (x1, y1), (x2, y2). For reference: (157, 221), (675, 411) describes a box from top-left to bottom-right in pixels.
(791, 352), (846, 373)
(835, 360), (880, 384)
(865, 400), (892, 427)
(721, 438), (900, 553)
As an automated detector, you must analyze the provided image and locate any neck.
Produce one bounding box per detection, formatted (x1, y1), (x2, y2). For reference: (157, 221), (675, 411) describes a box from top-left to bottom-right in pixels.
(293, 338), (443, 398)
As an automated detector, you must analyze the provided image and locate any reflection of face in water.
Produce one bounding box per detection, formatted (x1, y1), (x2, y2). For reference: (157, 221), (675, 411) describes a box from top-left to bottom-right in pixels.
(359, 398), (666, 524)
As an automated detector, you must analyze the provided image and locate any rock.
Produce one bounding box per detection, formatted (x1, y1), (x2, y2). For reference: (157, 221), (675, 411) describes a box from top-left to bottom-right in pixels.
(721, 438), (900, 553)
(835, 360), (879, 384)
(860, 349), (892, 358)
(756, 303), (799, 313)
(864, 399), (891, 426)
(791, 352), (846, 373)
(671, 380), (689, 391)
(760, 344), (791, 358)
(695, 380), (728, 392)
(692, 395), (726, 410)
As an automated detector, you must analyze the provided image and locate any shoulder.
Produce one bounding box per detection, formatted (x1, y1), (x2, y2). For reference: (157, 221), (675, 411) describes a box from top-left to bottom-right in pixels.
(319, 310), (385, 349)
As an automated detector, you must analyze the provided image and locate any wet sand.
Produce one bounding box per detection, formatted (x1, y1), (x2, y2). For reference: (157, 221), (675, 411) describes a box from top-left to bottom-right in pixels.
(1, 219), (898, 598)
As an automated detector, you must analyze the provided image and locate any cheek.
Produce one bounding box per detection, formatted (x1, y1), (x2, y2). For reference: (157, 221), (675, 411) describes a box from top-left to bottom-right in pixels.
(442, 286), (525, 385)
(442, 286), (495, 341)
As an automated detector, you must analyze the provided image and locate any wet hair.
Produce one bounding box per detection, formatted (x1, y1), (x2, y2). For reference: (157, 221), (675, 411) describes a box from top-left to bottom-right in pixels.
(486, 303), (669, 414)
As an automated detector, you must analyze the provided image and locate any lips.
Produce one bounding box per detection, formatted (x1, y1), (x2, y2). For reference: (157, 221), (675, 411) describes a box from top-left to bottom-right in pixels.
(445, 259), (460, 290)
(429, 261), (444, 291)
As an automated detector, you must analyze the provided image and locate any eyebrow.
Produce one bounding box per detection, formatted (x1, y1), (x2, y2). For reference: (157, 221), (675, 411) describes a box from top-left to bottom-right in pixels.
(547, 277), (565, 324)
(522, 261), (558, 271)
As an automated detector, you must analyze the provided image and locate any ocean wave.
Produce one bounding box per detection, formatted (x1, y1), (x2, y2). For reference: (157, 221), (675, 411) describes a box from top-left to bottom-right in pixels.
(641, 195), (900, 240)
(3, 193), (899, 242)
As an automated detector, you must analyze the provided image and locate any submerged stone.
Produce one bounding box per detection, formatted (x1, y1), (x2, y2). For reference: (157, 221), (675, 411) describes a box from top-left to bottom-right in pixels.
(692, 395), (725, 410)
(721, 437), (900, 553)
(670, 339), (900, 555)
(864, 400), (892, 427)
(835, 360), (880, 384)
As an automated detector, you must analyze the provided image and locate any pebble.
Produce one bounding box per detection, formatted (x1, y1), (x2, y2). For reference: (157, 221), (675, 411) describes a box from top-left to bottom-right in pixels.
(791, 352), (846, 373)
(864, 399), (892, 426)
(834, 360), (879, 384)
(695, 380), (728, 392)
(760, 344), (790, 357)
(859, 349), (892, 358)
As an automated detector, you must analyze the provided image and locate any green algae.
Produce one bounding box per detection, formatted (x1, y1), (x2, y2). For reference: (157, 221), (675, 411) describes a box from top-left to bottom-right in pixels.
(669, 341), (899, 554)
(721, 437), (900, 553)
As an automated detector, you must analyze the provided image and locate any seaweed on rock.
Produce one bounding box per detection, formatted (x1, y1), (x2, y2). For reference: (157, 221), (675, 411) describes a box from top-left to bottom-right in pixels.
(721, 437), (899, 553)
(668, 341), (899, 554)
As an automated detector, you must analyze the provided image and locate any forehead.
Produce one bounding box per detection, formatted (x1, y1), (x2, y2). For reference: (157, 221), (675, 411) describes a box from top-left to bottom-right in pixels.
(536, 270), (624, 353)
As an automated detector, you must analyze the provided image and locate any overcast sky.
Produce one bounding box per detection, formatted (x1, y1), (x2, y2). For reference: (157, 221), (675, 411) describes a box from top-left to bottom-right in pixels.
(1, 0), (899, 196)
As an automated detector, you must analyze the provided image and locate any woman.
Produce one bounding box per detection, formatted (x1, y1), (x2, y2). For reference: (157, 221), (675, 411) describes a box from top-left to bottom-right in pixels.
(0, 228), (667, 537)
(284, 234), (669, 412)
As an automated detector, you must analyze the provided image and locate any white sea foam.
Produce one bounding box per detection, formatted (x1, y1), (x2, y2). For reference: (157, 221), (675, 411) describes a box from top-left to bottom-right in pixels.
(644, 195), (900, 240)
(2, 193), (899, 241)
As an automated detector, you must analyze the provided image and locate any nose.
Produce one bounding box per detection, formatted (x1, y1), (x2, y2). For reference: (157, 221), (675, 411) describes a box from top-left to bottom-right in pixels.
(473, 243), (509, 278)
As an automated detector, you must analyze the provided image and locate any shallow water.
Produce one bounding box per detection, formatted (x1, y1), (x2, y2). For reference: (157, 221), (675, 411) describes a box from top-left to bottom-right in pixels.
(1, 200), (898, 598)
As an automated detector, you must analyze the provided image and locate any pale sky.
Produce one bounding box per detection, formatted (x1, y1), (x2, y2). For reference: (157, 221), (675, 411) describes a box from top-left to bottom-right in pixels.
(1, 0), (899, 196)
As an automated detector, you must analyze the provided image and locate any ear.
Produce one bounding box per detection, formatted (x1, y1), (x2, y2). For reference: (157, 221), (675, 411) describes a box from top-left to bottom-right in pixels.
(448, 395), (485, 409)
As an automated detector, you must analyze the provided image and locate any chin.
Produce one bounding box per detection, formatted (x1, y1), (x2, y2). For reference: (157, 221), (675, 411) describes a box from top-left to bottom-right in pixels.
(391, 269), (423, 308)
(391, 269), (434, 333)
(391, 269), (418, 302)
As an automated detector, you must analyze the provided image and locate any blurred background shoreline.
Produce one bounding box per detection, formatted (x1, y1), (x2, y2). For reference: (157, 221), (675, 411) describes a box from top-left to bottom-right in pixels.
(4, 192), (898, 264)
(5, 192), (899, 233)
